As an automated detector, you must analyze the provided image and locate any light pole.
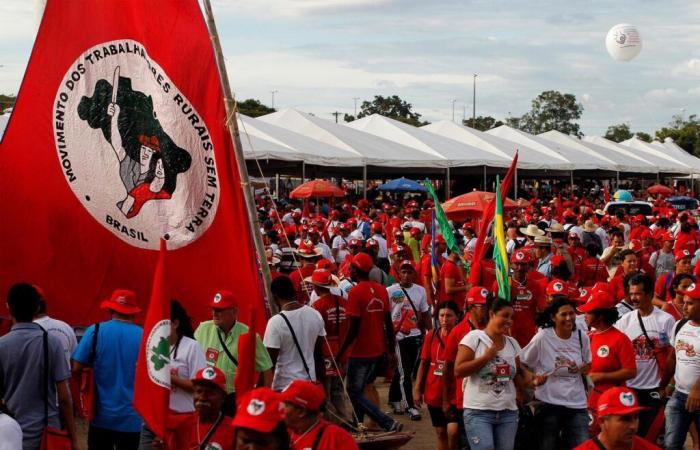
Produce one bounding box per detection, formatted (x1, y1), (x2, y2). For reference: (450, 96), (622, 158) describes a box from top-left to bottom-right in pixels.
(270, 90), (278, 109)
(353, 97), (360, 116)
(452, 99), (457, 122)
(472, 74), (477, 126)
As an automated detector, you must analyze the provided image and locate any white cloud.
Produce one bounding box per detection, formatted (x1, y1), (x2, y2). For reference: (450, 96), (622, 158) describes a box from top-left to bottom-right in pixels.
(672, 58), (700, 78)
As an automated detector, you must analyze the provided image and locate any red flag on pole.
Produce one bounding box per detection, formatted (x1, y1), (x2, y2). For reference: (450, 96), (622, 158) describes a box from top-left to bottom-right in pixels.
(469, 151), (519, 285)
(234, 305), (258, 396)
(0, 0), (267, 331)
(133, 239), (169, 438)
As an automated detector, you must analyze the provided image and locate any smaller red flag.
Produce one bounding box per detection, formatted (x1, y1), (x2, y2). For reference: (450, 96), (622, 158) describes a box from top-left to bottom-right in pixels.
(235, 305), (258, 396)
(603, 186), (611, 204)
(133, 239), (170, 438)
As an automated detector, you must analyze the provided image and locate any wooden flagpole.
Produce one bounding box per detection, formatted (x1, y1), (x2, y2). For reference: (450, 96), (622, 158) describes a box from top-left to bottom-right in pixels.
(202, 0), (277, 315)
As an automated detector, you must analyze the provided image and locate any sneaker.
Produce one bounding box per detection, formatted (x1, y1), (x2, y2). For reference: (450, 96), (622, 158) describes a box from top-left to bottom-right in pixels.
(389, 421), (404, 432)
(389, 402), (404, 415)
(407, 407), (421, 421)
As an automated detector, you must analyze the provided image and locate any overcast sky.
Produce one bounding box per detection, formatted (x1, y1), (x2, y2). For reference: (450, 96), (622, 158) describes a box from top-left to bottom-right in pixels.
(1, 0), (698, 135)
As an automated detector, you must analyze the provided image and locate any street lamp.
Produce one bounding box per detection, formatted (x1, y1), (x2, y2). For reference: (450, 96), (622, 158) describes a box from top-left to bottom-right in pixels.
(353, 97), (360, 116)
(452, 99), (457, 122)
(270, 90), (278, 109)
(472, 74), (477, 126)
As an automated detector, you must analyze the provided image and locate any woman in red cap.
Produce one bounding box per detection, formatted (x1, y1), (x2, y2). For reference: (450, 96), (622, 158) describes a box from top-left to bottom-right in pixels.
(233, 388), (290, 450)
(578, 291), (636, 434)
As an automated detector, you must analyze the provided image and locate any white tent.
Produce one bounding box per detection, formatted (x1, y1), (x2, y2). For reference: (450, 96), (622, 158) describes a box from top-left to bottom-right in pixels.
(649, 138), (700, 173)
(487, 125), (616, 171)
(582, 136), (681, 174)
(620, 137), (692, 174)
(539, 130), (657, 173)
(257, 108), (447, 168)
(238, 114), (362, 166)
(421, 120), (568, 170)
(346, 114), (510, 168)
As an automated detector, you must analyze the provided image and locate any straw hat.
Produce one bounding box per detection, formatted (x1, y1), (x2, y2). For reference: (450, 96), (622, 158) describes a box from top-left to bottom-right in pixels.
(545, 223), (566, 233)
(583, 220), (598, 233)
(519, 224), (545, 237)
(534, 235), (553, 246)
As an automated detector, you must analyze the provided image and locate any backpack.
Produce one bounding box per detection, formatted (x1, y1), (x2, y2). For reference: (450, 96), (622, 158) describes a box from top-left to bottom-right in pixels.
(582, 231), (603, 256)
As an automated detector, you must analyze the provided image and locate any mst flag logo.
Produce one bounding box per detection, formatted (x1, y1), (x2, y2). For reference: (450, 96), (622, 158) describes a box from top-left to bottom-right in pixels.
(52, 39), (220, 249)
(146, 319), (172, 389)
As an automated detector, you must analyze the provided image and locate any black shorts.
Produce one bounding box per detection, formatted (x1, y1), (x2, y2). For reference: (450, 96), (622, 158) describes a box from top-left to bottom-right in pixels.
(428, 404), (460, 427)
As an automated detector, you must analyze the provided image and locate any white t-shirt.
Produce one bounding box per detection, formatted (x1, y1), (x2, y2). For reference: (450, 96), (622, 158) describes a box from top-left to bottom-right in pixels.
(349, 229), (364, 240)
(309, 286), (348, 305)
(263, 306), (326, 391)
(332, 235), (350, 263)
(0, 414), (22, 450)
(315, 242), (333, 262)
(615, 307), (675, 389)
(671, 320), (700, 395)
(386, 283), (429, 340)
(34, 315), (77, 368)
(170, 336), (208, 412)
(520, 327), (591, 409)
(372, 234), (389, 259)
(460, 330), (521, 411)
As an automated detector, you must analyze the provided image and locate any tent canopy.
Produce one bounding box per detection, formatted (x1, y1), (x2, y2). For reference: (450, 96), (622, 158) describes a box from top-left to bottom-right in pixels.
(650, 138), (700, 173)
(620, 137), (692, 174)
(347, 114), (510, 168)
(582, 136), (685, 174)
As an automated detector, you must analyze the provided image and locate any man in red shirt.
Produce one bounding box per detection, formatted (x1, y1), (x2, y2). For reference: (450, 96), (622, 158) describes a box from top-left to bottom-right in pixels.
(437, 248), (467, 306)
(163, 367), (235, 450)
(281, 380), (358, 450)
(575, 387), (659, 450)
(310, 270), (352, 425)
(442, 286), (489, 450)
(494, 249), (547, 347)
(420, 234), (446, 307)
(336, 252), (401, 432)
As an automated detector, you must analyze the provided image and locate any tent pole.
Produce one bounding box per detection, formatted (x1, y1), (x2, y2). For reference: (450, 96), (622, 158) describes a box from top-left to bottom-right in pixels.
(570, 171), (574, 190)
(275, 173), (280, 200)
(692, 173), (695, 196)
(363, 165), (367, 200)
(302, 162), (306, 183)
(514, 169), (518, 199)
(202, 0), (275, 315)
(616, 171), (620, 191)
(446, 167), (451, 199)
(483, 166), (487, 190)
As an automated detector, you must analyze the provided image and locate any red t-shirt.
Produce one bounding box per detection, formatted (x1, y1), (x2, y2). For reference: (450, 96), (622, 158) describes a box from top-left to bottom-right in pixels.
(290, 264), (316, 303)
(312, 294), (349, 358)
(443, 317), (475, 406)
(588, 327), (636, 409)
(478, 259), (497, 292)
(419, 328), (450, 407)
(168, 413), (235, 450)
(654, 271), (675, 301)
(675, 230), (700, 253)
(579, 256), (609, 288)
(437, 259), (465, 305)
(346, 280), (390, 358)
(493, 277), (546, 347)
(574, 435), (659, 450)
(289, 419), (358, 450)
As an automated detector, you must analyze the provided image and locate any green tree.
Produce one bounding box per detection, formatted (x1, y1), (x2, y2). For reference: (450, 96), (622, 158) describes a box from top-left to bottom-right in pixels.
(236, 98), (275, 118)
(0, 94), (16, 114)
(656, 114), (700, 156)
(462, 115), (503, 131)
(513, 90), (583, 137)
(635, 132), (652, 143)
(343, 113), (355, 122)
(604, 123), (633, 142)
(357, 95), (429, 126)
(504, 116), (521, 129)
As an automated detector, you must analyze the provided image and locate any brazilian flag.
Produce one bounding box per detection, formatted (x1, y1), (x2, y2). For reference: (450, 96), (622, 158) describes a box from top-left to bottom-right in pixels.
(493, 176), (511, 300)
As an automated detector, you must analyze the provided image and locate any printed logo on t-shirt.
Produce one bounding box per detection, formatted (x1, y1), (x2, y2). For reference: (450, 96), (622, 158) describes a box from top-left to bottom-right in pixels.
(478, 355), (515, 395)
(597, 345), (610, 358)
(366, 297), (385, 313)
(554, 355), (580, 374)
(632, 334), (666, 361)
(619, 392), (635, 406)
(676, 339), (696, 357)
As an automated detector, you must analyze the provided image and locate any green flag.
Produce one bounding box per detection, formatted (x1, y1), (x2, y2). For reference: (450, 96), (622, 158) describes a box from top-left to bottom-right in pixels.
(422, 179), (461, 256)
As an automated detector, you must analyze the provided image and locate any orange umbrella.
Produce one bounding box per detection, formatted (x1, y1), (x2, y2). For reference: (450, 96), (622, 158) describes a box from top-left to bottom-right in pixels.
(646, 184), (674, 196)
(289, 179), (345, 199)
(442, 191), (517, 221)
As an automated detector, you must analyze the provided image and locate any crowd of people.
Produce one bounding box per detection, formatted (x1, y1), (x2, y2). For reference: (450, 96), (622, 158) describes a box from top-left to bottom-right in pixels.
(1, 183), (700, 450)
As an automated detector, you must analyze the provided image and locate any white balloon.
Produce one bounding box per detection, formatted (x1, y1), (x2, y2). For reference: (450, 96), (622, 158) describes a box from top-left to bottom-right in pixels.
(605, 23), (642, 62)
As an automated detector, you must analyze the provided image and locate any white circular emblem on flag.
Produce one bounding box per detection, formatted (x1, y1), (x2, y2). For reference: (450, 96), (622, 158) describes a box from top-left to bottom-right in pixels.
(145, 319), (171, 389)
(52, 39), (220, 250)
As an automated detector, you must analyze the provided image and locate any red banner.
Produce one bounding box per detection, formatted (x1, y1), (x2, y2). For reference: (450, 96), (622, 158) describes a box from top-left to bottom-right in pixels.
(0, 0), (266, 331)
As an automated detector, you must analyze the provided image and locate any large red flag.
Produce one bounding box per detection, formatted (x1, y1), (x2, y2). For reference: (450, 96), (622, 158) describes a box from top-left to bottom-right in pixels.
(0, 1), (267, 331)
(469, 151), (518, 285)
(134, 239), (169, 438)
(234, 305), (258, 396)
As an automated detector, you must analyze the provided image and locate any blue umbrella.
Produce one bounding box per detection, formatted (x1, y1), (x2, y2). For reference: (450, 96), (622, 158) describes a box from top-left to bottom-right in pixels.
(378, 177), (427, 192)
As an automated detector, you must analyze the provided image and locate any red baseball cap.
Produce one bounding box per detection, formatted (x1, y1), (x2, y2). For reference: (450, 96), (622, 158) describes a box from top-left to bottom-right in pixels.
(209, 290), (238, 309)
(575, 287), (590, 304)
(391, 243), (408, 254)
(365, 238), (379, 249)
(511, 249), (533, 264)
(232, 388), (284, 433)
(100, 289), (141, 315)
(371, 222), (383, 233)
(578, 290), (616, 313)
(590, 282), (615, 298)
(279, 380), (326, 412)
(680, 282), (700, 300)
(675, 249), (693, 262)
(467, 286), (489, 305)
(348, 238), (362, 248)
(546, 279), (568, 296)
(315, 259), (336, 271)
(394, 229), (404, 238)
(550, 255), (565, 267)
(662, 232), (674, 242)
(192, 366), (227, 392)
(597, 387), (647, 417)
(351, 252), (374, 273)
(398, 259), (417, 272)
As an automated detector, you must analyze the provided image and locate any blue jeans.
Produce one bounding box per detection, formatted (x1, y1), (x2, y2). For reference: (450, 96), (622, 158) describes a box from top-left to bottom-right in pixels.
(534, 403), (589, 450)
(346, 356), (396, 431)
(665, 390), (700, 450)
(463, 409), (518, 450)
